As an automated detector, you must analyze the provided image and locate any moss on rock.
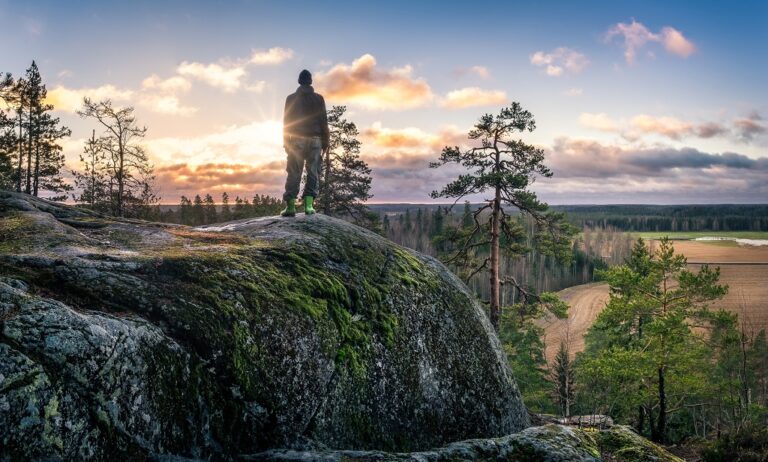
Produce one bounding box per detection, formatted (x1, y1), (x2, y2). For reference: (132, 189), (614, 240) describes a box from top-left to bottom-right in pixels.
(596, 426), (684, 462)
(0, 191), (528, 459)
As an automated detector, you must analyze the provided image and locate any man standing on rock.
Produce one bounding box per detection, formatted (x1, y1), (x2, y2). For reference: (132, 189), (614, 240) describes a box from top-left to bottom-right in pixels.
(280, 69), (330, 217)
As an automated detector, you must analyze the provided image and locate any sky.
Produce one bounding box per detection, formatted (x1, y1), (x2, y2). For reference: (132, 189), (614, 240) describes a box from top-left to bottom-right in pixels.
(1, 0), (767, 204)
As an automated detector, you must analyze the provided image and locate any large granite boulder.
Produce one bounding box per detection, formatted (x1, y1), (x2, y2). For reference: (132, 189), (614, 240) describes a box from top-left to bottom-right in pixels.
(0, 191), (529, 460)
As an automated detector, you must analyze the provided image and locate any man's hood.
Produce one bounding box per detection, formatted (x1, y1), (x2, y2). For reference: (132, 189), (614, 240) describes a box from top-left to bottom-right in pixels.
(296, 84), (315, 94)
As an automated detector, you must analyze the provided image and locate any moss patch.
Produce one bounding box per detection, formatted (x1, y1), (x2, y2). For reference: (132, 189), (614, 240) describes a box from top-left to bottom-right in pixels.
(596, 426), (684, 462)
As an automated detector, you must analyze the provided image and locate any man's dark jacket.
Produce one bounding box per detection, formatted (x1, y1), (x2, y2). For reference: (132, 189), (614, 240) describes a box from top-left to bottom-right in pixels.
(283, 84), (330, 149)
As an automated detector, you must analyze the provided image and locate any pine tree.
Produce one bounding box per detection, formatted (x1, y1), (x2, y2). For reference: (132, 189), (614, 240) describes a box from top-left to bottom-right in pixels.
(179, 196), (192, 224)
(233, 196), (245, 219)
(203, 193), (217, 224)
(0, 73), (17, 189)
(72, 129), (109, 211)
(552, 340), (574, 417)
(429, 103), (575, 330)
(221, 192), (232, 222)
(191, 194), (204, 225)
(580, 237), (728, 443)
(24, 62), (71, 199)
(317, 106), (375, 227)
(0, 63), (71, 198)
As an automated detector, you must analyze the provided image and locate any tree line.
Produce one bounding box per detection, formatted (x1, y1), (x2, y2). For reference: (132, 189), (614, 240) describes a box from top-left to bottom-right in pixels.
(156, 192), (284, 225)
(555, 204), (768, 232)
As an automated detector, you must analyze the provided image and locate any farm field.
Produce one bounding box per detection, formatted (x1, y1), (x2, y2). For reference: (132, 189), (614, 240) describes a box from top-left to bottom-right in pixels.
(542, 239), (768, 363)
(631, 231), (768, 240)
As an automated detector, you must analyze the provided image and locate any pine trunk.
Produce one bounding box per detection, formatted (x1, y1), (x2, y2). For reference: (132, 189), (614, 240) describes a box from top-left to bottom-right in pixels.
(25, 113), (32, 194)
(322, 148), (331, 214)
(489, 186), (501, 330)
(656, 366), (667, 443)
(117, 146), (124, 217)
(16, 107), (23, 193)
(33, 143), (39, 196)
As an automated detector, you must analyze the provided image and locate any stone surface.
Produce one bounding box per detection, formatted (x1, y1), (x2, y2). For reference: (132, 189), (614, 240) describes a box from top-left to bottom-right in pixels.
(246, 424), (603, 461)
(0, 191), (529, 459)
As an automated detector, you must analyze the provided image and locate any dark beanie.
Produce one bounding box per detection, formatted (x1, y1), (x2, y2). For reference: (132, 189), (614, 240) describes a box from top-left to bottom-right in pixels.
(298, 69), (312, 85)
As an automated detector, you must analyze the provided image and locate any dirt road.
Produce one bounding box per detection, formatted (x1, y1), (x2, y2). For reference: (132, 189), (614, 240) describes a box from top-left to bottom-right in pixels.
(541, 282), (610, 363)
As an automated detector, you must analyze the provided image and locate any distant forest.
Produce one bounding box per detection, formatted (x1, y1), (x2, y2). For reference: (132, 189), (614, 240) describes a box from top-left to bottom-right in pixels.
(370, 203), (768, 232)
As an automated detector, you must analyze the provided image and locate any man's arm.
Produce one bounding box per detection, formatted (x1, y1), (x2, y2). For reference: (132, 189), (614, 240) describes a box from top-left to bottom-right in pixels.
(319, 95), (330, 150)
(283, 94), (293, 147)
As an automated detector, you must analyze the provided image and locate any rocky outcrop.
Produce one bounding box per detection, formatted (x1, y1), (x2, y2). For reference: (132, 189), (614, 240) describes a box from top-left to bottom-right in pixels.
(0, 191), (528, 459)
(0, 192), (684, 462)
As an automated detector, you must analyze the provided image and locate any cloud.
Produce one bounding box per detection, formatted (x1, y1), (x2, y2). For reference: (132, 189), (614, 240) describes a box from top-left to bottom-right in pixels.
(46, 85), (134, 112)
(138, 94), (198, 116)
(537, 137), (768, 204)
(455, 65), (490, 79)
(144, 120), (285, 198)
(630, 114), (694, 140)
(734, 112), (767, 141)
(155, 162), (285, 195)
(177, 61), (246, 92)
(660, 27), (696, 58)
(695, 122), (729, 139)
(578, 111), (763, 143)
(249, 47), (294, 65)
(440, 87), (507, 109)
(138, 74), (197, 116)
(362, 122), (467, 151)
(314, 54), (434, 110)
(548, 137), (767, 179)
(142, 74), (192, 93)
(530, 47), (588, 76)
(145, 119), (284, 166)
(606, 19), (696, 64)
(579, 112), (618, 132)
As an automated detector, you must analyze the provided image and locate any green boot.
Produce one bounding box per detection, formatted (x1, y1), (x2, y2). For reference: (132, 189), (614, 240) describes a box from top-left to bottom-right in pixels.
(304, 196), (316, 215)
(280, 198), (296, 217)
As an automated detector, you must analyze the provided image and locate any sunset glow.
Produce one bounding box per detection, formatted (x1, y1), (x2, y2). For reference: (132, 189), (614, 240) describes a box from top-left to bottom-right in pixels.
(2, 0), (766, 203)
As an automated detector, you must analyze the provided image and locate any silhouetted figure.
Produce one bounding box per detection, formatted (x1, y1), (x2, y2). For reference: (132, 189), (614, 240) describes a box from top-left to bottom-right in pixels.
(281, 69), (330, 216)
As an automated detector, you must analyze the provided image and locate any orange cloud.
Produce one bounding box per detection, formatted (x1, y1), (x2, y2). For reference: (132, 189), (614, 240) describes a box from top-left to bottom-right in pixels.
(362, 122), (467, 152)
(630, 114), (693, 139)
(315, 54), (433, 110)
(440, 87), (507, 109)
(155, 162), (286, 198)
(46, 84), (134, 112)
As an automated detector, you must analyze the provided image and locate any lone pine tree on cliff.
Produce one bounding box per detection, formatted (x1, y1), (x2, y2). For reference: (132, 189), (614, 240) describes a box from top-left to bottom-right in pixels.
(430, 103), (576, 330)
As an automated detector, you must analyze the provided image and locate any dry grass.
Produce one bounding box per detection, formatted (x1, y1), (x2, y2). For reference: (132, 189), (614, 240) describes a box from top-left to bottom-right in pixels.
(542, 240), (768, 363)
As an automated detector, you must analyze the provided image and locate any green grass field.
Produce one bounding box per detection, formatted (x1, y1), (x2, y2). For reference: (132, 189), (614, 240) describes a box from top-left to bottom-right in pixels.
(630, 231), (768, 240)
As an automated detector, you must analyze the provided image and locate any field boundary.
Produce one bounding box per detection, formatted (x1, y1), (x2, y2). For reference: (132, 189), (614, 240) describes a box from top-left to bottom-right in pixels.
(687, 262), (768, 265)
